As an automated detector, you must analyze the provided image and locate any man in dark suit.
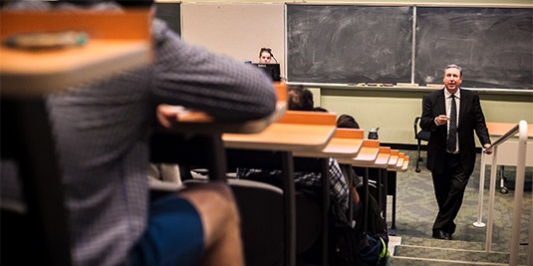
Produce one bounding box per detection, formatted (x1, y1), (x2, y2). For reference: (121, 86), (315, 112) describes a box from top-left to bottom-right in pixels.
(420, 64), (491, 240)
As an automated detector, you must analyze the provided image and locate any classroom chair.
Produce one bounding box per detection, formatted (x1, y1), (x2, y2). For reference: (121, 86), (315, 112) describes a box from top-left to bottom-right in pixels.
(414, 116), (430, 172)
(181, 177), (285, 266)
(184, 174), (323, 266)
(227, 179), (286, 266)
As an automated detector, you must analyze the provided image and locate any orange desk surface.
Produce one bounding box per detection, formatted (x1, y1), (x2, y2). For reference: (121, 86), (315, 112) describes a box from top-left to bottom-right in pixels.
(373, 147), (392, 168)
(1, 41), (151, 96)
(294, 128), (364, 159)
(1, 9), (152, 96)
(386, 150), (400, 168)
(486, 122), (533, 138)
(223, 111), (336, 153)
(337, 139), (380, 167)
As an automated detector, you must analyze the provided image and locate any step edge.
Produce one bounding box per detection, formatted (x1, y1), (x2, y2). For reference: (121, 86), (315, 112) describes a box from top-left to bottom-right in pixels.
(397, 244), (510, 254)
(390, 256), (512, 266)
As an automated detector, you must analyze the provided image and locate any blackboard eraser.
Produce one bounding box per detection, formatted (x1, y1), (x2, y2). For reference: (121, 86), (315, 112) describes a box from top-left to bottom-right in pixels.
(396, 83), (419, 87)
(426, 84), (443, 88)
(383, 83), (394, 87)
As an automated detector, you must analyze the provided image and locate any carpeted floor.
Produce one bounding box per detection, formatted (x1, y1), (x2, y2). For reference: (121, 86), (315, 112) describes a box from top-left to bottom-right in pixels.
(387, 149), (532, 250)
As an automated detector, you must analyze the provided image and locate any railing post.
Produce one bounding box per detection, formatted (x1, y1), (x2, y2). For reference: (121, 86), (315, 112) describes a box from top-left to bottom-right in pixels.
(526, 187), (533, 265)
(485, 145), (498, 252)
(474, 151), (486, 228)
(509, 120), (528, 266)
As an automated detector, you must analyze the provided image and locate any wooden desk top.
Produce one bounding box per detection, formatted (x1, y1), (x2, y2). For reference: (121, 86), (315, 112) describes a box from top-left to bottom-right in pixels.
(401, 156), (410, 171)
(293, 128), (364, 158)
(395, 153), (405, 168)
(386, 150), (400, 168)
(223, 111), (336, 152)
(1, 9), (152, 97)
(1, 40), (151, 96)
(486, 122), (533, 138)
(337, 139), (380, 167)
(389, 155), (410, 172)
(373, 147), (391, 168)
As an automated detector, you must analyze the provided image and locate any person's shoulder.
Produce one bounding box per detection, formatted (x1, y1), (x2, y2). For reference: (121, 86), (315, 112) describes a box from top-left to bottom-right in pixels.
(152, 18), (172, 40)
(458, 88), (480, 100)
(459, 88), (477, 95)
(424, 88), (444, 99)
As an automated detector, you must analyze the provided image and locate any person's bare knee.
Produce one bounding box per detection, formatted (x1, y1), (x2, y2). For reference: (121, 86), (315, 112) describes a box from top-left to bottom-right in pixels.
(177, 182), (240, 248)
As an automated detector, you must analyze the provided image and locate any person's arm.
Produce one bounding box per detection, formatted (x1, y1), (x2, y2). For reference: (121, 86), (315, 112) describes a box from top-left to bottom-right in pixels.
(471, 92), (492, 154)
(420, 93), (442, 132)
(151, 19), (276, 122)
(328, 158), (349, 213)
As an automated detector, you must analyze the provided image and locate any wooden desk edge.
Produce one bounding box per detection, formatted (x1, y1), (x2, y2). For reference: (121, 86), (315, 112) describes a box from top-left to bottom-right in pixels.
(1, 42), (151, 97)
(294, 137), (363, 158)
(224, 124), (336, 152)
(165, 102), (287, 135)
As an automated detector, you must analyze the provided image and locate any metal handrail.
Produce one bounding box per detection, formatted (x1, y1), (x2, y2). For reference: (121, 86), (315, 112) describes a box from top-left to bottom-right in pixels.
(474, 120), (530, 266)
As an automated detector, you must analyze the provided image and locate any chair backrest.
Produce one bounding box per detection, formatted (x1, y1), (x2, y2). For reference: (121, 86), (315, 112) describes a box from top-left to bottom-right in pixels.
(227, 179), (285, 266)
(184, 176), (323, 265)
(414, 116), (431, 141)
(414, 116), (422, 139)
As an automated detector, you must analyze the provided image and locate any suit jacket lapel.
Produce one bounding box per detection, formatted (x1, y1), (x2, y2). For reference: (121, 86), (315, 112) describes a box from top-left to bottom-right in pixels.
(458, 88), (467, 129)
(436, 89), (446, 115)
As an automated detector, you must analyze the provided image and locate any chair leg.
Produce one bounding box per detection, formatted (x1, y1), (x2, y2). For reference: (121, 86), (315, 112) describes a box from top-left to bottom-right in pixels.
(415, 139), (422, 173)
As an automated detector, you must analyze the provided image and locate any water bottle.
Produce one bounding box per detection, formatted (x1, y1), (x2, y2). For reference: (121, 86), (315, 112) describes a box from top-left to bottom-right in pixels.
(368, 127), (380, 139)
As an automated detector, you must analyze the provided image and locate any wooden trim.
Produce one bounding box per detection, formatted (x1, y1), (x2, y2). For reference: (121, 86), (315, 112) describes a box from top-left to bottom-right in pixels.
(277, 111), (336, 125)
(334, 128), (365, 139)
(1, 8), (153, 40)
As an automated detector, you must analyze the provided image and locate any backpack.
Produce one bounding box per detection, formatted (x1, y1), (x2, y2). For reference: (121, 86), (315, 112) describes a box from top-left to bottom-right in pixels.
(331, 225), (389, 266)
(357, 233), (389, 266)
(331, 193), (390, 266)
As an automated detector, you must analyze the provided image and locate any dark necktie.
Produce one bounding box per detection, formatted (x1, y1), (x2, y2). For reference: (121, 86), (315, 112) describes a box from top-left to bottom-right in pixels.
(447, 94), (457, 153)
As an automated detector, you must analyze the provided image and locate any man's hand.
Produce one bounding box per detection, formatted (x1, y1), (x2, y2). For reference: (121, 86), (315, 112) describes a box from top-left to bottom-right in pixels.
(483, 143), (493, 155)
(435, 114), (449, 126)
(157, 104), (180, 129)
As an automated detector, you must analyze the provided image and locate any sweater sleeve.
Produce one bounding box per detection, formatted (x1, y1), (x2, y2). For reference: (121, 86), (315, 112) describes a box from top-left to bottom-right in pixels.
(150, 19), (277, 122)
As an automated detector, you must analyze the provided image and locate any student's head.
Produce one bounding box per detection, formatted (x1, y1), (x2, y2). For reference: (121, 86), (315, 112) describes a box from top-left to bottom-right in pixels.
(313, 107), (329, 113)
(288, 85), (314, 111)
(259, 48), (272, 64)
(336, 114), (359, 129)
(443, 64), (463, 94)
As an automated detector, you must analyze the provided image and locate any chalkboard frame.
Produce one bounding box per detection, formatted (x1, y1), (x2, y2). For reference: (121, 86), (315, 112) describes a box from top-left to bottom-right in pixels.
(285, 3), (533, 92)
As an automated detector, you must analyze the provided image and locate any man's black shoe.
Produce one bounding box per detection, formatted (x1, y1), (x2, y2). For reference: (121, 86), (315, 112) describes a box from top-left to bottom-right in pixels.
(432, 230), (450, 240)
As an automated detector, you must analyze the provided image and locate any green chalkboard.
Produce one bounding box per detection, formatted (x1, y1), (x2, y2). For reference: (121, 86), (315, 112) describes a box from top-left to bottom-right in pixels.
(155, 2), (181, 35)
(415, 7), (532, 90)
(287, 4), (413, 85)
(286, 4), (533, 90)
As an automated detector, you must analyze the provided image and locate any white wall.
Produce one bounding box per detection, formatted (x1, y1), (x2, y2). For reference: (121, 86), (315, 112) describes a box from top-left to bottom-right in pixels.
(181, 3), (285, 75)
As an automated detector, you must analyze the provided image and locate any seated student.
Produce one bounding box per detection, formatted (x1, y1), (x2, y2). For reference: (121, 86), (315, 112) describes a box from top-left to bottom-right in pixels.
(257, 47), (285, 83)
(0, 1), (277, 266)
(336, 114), (387, 243)
(286, 85), (314, 111)
(336, 115), (364, 218)
(337, 114), (360, 129)
(259, 47), (274, 64)
(237, 86), (350, 218)
(314, 106), (329, 112)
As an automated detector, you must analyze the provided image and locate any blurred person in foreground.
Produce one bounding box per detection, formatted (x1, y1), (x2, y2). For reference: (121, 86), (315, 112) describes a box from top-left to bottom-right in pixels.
(0, 1), (277, 266)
